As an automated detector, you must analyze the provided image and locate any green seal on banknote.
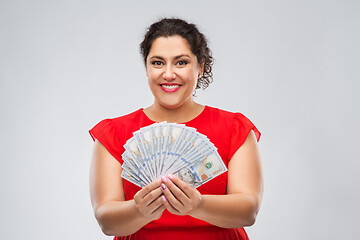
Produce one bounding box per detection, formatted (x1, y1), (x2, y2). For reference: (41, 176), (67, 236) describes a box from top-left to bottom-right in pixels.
(206, 162), (212, 169)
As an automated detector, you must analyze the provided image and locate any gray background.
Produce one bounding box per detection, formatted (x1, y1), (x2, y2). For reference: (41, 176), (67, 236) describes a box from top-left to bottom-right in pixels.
(1, 0), (359, 239)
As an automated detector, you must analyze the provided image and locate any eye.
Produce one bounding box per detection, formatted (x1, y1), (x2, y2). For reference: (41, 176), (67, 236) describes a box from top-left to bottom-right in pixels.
(176, 60), (188, 66)
(151, 61), (163, 66)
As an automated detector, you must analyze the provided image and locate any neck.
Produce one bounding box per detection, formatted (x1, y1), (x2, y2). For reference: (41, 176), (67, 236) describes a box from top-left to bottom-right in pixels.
(144, 100), (204, 123)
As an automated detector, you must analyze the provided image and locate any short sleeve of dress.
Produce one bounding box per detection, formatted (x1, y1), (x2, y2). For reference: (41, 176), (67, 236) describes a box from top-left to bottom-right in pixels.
(228, 113), (261, 160)
(89, 119), (124, 164)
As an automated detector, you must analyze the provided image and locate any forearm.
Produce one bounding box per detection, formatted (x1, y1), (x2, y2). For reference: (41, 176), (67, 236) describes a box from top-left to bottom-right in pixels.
(189, 193), (260, 228)
(95, 199), (152, 236)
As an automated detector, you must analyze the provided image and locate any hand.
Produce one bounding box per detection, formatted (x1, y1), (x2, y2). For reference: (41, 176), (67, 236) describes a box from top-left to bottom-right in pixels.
(133, 178), (166, 221)
(160, 174), (202, 216)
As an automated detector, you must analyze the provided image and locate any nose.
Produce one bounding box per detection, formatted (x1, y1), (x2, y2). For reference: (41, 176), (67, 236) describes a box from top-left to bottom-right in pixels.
(163, 65), (176, 81)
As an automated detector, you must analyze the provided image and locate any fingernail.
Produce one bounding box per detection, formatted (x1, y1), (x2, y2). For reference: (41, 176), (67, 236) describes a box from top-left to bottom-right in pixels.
(167, 174), (174, 180)
(161, 176), (167, 183)
(161, 195), (166, 202)
(161, 183), (166, 190)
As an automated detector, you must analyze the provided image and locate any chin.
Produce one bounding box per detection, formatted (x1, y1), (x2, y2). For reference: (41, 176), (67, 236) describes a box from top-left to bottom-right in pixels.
(155, 94), (194, 110)
(160, 103), (183, 110)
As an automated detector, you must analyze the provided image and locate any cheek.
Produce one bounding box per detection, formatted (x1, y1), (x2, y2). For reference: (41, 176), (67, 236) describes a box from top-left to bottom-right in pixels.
(146, 71), (156, 84)
(178, 68), (198, 82)
(147, 74), (157, 91)
(147, 68), (162, 81)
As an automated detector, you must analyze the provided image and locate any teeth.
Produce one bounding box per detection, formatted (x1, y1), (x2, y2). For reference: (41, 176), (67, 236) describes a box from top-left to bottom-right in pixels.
(161, 85), (180, 89)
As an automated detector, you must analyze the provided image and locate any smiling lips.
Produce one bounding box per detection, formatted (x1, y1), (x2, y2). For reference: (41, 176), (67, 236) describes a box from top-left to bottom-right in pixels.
(160, 83), (181, 92)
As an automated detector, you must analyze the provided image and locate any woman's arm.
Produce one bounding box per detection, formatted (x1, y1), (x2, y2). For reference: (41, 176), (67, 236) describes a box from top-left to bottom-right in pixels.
(89, 140), (165, 236)
(161, 130), (263, 228)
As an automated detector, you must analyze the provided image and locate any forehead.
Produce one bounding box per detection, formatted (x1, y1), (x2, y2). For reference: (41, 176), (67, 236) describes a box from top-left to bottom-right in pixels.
(148, 36), (194, 58)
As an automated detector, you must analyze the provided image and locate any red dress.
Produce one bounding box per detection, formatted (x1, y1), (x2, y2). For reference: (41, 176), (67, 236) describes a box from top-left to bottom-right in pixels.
(89, 106), (261, 240)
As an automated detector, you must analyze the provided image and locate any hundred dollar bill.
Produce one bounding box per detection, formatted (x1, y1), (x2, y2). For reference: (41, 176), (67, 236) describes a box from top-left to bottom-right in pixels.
(121, 151), (150, 185)
(121, 122), (227, 188)
(173, 149), (227, 188)
(124, 137), (152, 184)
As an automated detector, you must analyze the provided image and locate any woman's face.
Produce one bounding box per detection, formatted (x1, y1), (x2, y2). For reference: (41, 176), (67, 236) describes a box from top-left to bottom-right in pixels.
(146, 36), (202, 110)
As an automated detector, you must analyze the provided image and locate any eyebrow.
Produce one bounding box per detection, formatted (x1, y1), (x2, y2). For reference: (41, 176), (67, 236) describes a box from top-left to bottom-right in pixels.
(149, 54), (191, 61)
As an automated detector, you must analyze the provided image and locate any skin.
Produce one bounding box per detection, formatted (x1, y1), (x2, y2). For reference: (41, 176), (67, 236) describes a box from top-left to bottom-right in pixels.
(89, 36), (263, 236)
(143, 35), (205, 123)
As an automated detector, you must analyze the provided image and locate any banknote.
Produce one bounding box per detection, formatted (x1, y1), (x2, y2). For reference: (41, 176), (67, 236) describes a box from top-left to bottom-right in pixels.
(121, 122), (227, 188)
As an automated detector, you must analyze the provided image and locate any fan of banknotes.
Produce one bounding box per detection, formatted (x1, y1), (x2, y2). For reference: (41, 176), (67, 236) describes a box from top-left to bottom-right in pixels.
(121, 122), (227, 188)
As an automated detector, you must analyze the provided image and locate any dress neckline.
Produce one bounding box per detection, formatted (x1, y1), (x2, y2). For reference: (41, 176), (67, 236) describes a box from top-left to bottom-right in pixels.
(140, 105), (208, 124)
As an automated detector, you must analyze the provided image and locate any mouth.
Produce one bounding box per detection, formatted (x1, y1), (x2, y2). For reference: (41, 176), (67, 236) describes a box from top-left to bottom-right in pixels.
(160, 84), (181, 92)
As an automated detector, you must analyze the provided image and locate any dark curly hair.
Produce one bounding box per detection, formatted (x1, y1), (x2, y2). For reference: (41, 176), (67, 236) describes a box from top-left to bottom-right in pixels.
(140, 18), (213, 90)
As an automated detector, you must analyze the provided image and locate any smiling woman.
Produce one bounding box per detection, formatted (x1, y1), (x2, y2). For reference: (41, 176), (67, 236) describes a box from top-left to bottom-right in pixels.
(89, 18), (262, 240)
(145, 36), (201, 115)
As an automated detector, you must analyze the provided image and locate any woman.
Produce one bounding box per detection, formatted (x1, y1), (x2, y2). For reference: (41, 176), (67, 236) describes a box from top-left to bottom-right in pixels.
(89, 18), (263, 240)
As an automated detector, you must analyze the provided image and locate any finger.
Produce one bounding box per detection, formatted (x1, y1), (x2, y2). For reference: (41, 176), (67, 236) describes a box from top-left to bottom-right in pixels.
(161, 182), (185, 211)
(168, 174), (200, 199)
(135, 178), (162, 199)
(161, 195), (180, 215)
(146, 195), (164, 214)
(142, 187), (164, 206)
(151, 204), (166, 220)
(162, 176), (190, 204)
